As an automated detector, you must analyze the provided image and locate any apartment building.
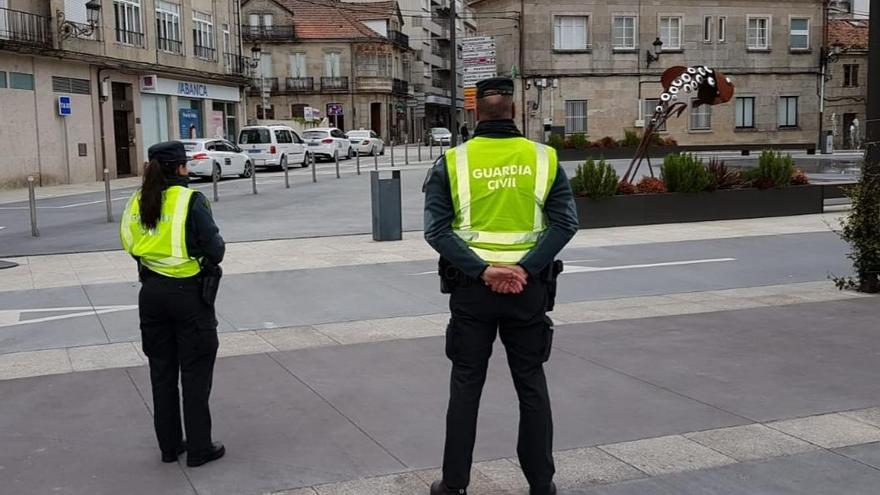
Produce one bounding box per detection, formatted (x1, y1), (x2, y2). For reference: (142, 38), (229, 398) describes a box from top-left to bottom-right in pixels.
(825, 18), (867, 149)
(472, 0), (825, 148)
(0, 0), (248, 187)
(241, 0), (413, 142)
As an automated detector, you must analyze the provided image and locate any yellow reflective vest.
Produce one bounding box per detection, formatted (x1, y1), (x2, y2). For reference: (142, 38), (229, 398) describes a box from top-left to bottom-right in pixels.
(445, 136), (558, 264)
(120, 186), (202, 278)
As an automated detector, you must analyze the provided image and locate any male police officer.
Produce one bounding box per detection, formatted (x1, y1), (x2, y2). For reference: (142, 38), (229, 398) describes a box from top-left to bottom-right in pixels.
(424, 77), (578, 495)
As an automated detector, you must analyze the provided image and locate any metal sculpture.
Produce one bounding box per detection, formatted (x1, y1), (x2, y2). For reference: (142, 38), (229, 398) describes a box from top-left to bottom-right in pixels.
(622, 66), (735, 183)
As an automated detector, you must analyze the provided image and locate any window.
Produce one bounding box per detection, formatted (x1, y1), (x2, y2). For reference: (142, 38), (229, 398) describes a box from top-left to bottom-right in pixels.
(718, 17), (726, 42)
(844, 64), (859, 87)
(289, 53), (307, 77)
(0, 72), (6, 88)
(248, 13), (260, 26)
(9, 72), (34, 90)
(325, 52), (341, 77)
(260, 53), (273, 78)
(790, 18), (809, 50)
(659, 16), (682, 50)
(747, 17), (770, 49)
(643, 99), (666, 131)
(155, 1), (181, 54)
(612, 16), (636, 49)
(256, 104), (274, 120)
(357, 53), (390, 77)
(778, 96), (798, 128)
(703, 16), (713, 42)
(274, 130), (292, 144)
(735, 97), (755, 128)
(223, 24), (230, 55)
(192, 11), (214, 60)
(291, 103), (308, 118)
(114, 0), (144, 46)
(554, 16), (588, 51)
(51, 77), (91, 94)
(564, 100), (588, 134)
(263, 14), (273, 27)
(690, 103), (712, 130)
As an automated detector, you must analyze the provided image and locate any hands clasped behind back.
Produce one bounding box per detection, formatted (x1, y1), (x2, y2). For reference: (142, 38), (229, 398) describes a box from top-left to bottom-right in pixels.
(480, 265), (529, 294)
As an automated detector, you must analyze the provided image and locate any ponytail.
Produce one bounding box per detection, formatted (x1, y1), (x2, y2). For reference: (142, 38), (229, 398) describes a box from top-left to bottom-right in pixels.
(139, 160), (170, 230)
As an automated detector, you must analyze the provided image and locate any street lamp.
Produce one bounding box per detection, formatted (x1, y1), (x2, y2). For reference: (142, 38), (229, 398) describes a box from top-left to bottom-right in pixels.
(646, 37), (663, 68)
(249, 45), (268, 120)
(818, 41), (846, 153)
(58, 0), (102, 41)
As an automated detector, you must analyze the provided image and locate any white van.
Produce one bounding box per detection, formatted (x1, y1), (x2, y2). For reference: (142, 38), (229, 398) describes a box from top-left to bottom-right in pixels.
(238, 125), (309, 169)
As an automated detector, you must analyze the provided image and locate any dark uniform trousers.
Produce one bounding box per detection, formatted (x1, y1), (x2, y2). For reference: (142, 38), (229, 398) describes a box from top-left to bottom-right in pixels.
(139, 274), (219, 456)
(443, 275), (555, 491)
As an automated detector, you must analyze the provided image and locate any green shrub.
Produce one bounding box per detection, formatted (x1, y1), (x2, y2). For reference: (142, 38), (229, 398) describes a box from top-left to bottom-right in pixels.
(568, 133), (589, 149)
(661, 153), (711, 193)
(755, 150), (795, 188)
(546, 134), (565, 151)
(706, 158), (746, 191)
(571, 159), (618, 199)
(621, 129), (641, 147)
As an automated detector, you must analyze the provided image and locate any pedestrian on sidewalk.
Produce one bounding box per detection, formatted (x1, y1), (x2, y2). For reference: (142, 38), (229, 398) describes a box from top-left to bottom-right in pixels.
(120, 141), (226, 467)
(423, 77), (578, 495)
(460, 123), (470, 142)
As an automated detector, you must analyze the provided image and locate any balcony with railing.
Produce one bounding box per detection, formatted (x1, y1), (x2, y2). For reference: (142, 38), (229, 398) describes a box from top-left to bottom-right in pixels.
(243, 25), (295, 42)
(392, 78), (409, 96)
(194, 45), (215, 61)
(387, 30), (409, 49)
(0, 7), (52, 47)
(157, 37), (183, 54)
(248, 77), (279, 94)
(224, 53), (249, 75)
(115, 28), (145, 46)
(356, 76), (392, 92)
(321, 76), (349, 92)
(286, 77), (314, 92)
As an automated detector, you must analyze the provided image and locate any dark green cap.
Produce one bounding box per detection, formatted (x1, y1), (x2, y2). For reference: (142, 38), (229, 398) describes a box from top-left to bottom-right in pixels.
(476, 77), (515, 98)
(148, 141), (187, 164)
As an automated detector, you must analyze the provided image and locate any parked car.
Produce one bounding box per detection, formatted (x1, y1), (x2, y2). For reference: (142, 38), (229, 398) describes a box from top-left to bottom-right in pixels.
(346, 129), (385, 156)
(425, 127), (452, 146)
(238, 125), (309, 169)
(302, 127), (354, 161)
(182, 139), (253, 179)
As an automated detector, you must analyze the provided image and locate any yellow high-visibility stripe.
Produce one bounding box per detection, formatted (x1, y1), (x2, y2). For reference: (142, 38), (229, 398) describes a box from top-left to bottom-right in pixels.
(170, 188), (194, 259)
(454, 143), (471, 230)
(470, 247), (531, 264)
(119, 194), (136, 251)
(533, 143), (550, 231)
(454, 230), (541, 244)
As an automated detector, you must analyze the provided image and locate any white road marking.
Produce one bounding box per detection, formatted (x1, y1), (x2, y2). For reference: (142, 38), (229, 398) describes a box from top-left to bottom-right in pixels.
(411, 258), (736, 276)
(0, 197), (128, 210)
(0, 305), (138, 328)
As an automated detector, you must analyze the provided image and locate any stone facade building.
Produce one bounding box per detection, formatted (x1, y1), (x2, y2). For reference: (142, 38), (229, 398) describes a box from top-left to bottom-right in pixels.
(0, 0), (248, 187)
(241, 0), (413, 142)
(825, 18), (867, 150)
(471, 0), (825, 148)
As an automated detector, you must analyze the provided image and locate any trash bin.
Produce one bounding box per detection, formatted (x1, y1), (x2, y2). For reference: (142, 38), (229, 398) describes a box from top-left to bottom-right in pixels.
(822, 130), (834, 154)
(371, 170), (402, 241)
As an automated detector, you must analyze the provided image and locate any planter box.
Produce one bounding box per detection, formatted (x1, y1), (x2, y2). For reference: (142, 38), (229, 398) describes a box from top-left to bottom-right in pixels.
(554, 143), (816, 162)
(576, 185), (824, 228)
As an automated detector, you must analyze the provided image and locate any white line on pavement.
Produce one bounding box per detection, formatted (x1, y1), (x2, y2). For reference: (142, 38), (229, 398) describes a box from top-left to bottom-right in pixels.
(411, 258), (736, 276)
(0, 305), (138, 328)
(0, 197), (129, 210)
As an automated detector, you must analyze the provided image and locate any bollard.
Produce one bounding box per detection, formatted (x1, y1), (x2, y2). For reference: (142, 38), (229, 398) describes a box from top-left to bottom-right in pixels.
(374, 148), (379, 171)
(418, 139), (422, 162)
(440, 140), (445, 156)
(311, 152), (317, 183)
(356, 149), (361, 175)
(283, 157), (290, 189)
(390, 140), (395, 168)
(104, 169), (112, 222)
(430, 140), (434, 159)
(334, 150), (340, 179)
(251, 161), (258, 194)
(212, 166), (219, 201)
(27, 176), (39, 237)
(370, 170), (402, 241)
(405, 139), (409, 165)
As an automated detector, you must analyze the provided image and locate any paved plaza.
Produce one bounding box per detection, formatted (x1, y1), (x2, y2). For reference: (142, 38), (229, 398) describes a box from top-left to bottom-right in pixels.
(0, 150), (878, 494)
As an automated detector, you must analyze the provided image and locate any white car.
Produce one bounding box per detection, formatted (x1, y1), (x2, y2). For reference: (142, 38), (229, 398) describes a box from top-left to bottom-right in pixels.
(302, 127), (354, 161)
(426, 127), (452, 146)
(238, 125), (309, 169)
(182, 139), (253, 179)
(346, 130), (385, 156)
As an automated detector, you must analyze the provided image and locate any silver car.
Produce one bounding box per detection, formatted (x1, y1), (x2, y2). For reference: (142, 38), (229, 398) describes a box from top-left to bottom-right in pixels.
(426, 127), (452, 146)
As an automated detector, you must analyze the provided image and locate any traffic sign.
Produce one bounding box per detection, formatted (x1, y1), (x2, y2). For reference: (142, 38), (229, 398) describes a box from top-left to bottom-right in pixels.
(326, 102), (343, 116)
(58, 96), (72, 116)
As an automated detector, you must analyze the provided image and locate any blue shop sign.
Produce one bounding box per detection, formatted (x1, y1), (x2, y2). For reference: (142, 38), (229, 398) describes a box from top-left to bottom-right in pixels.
(177, 82), (209, 98)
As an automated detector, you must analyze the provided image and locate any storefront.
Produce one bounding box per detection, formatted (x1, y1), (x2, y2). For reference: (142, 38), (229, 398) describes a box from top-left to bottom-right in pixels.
(139, 76), (242, 160)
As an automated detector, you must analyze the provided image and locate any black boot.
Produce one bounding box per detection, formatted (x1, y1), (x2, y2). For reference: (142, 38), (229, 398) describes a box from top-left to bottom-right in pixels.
(186, 442), (225, 467)
(161, 441), (187, 463)
(530, 481), (557, 495)
(430, 480), (467, 495)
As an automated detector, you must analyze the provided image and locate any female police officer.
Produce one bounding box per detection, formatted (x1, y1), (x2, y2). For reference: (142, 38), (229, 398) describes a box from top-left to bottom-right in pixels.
(120, 141), (226, 467)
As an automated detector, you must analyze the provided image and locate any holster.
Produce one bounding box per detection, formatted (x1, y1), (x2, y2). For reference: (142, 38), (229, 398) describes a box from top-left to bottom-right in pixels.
(543, 260), (564, 311)
(200, 261), (223, 306)
(438, 257), (459, 294)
